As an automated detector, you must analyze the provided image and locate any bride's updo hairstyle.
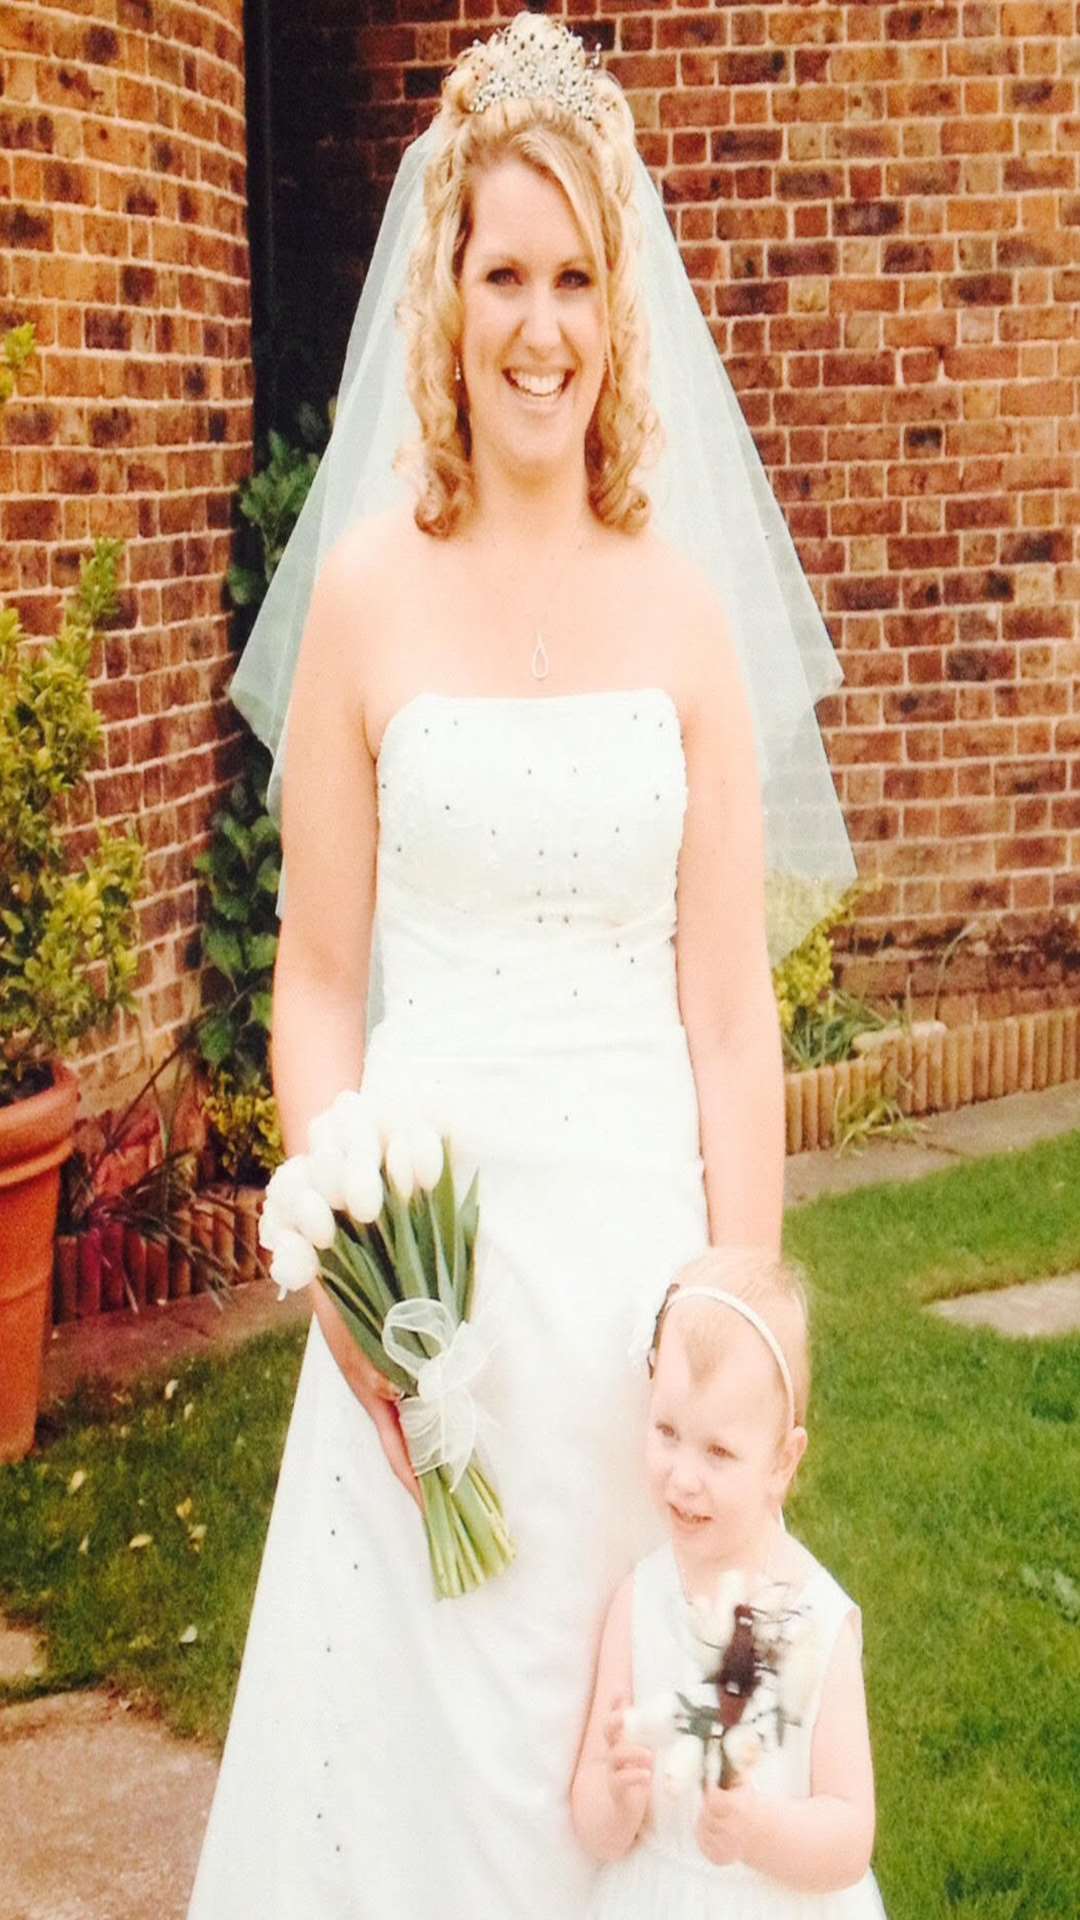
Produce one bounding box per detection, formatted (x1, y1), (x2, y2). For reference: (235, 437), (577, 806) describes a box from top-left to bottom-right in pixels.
(398, 11), (659, 538)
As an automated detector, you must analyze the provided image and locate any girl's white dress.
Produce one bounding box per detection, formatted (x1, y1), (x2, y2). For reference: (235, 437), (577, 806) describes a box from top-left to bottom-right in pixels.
(187, 689), (713, 1918)
(590, 1542), (887, 1920)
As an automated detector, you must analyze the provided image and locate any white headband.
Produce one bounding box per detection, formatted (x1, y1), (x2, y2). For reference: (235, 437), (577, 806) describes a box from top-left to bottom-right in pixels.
(661, 1286), (797, 1429)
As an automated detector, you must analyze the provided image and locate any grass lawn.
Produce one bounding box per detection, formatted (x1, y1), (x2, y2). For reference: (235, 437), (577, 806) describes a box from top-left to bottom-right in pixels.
(2, 1131), (1079, 1917)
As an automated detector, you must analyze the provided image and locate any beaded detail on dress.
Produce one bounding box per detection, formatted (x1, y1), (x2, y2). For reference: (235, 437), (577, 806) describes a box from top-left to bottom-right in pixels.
(374, 689), (688, 1055)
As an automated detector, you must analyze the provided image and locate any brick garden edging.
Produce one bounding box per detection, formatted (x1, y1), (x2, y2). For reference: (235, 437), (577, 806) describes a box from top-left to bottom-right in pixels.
(52, 1183), (268, 1325)
(49, 1003), (1079, 1320)
(785, 1004), (1080, 1155)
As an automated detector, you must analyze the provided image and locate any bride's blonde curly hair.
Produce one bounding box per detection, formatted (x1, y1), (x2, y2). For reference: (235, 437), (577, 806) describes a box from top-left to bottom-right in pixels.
(397, 13), (659, 539)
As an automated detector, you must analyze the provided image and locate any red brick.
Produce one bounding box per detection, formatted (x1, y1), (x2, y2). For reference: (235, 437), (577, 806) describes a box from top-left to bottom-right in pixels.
(886, 5), (960, 35)
(829, 576), (901, 613)
(888, 534), (960, 569)
(4, 496), (61, 540)
(994, 835), (1067, 870)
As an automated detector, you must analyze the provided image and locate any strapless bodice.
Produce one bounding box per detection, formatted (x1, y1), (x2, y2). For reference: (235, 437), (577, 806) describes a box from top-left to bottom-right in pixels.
(373, 689), (688, 1055)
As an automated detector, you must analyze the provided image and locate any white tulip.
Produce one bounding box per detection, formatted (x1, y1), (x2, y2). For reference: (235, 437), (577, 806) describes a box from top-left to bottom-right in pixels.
(330, 1090), (380, 1159)
(264, 1155), (313, 1230)
(621, 1692), (680, 1752)
(257, 1200), (284, 1253)
(344, 1163), (384, 1225)
(410, 1125), (445, 1192)
(307, 1110), (341, 1159)
(661, 1734), (702, 1799)
(270, 1229), (320, 1299)
(723, 1724), (763, 1785)
(384, 1130), (415, 1199)
(292, 1187), (337, 1250)
(306, 1146), (348, 1212)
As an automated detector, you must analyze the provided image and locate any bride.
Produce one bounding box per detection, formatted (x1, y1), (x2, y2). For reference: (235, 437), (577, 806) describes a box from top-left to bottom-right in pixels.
(187, 15), (854, 1917)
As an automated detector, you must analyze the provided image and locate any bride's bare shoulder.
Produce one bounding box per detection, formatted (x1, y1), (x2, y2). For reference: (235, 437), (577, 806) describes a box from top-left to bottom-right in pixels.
(321, 503), (428, 601)
(637, 526), (728, 622)
(622, 525), (734, 689)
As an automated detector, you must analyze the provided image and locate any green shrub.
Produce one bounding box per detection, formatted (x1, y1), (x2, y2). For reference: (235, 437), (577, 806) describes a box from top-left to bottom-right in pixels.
(0, 322), (35, 409)
(194, 741), (282, 1179)
(193, 744), (278, 1091)
(226, 410), (326, 614)
(0, 540), (144, 1103)
(772, 885), (890, 1070)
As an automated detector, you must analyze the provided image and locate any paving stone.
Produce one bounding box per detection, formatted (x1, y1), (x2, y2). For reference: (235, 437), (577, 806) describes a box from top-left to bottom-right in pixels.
(0, 1692), (217, 1920)
(930, 1271), (1080, 1339)
(42, 1277), (311, 1408)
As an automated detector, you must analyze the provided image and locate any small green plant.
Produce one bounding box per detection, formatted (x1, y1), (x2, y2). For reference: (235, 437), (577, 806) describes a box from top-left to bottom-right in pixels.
(202, 1073), (282, 1182)
(226, 408), (326, 611)
(193, 743), (278, 1088)
(772, 885), (892, 1070)
(0, 321), (36, 408)
(0, 540), (144, 1102)
(832, 1085), (924, 1156)
(57, 1019), (240, 1299)
(193, 742), (281, 1178)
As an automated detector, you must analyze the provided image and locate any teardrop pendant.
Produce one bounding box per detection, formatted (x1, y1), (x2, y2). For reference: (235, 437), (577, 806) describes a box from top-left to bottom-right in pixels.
(530, 630), (550, 681)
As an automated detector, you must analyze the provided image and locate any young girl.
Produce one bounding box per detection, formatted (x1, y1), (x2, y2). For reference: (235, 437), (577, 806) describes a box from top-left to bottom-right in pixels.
(572, 1249), (886, 1918)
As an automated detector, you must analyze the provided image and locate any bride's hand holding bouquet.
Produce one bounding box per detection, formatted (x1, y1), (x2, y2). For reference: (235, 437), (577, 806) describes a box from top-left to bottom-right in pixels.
(259, 1091), (514, 1600)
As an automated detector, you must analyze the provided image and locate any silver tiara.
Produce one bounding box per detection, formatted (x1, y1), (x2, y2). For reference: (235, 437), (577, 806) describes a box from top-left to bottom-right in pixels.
(467, 17), (603, 124)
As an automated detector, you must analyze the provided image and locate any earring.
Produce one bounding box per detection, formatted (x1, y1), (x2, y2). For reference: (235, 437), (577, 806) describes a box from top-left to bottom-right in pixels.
(454, 358), (463, 384)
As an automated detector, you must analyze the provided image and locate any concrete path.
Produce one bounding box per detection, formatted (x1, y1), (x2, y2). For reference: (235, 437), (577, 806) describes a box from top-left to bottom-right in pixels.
(1, 1078), (1077, 1919)
(784, 1078), (1080, 1207)
(0, 1692), (217, 1920)
(42, 1276), (312, 1408)
(3, 1285), (313, 1920)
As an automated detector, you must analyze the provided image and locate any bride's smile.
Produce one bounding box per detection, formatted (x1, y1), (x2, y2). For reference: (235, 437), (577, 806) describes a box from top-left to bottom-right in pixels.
(460, 157), (605, 482)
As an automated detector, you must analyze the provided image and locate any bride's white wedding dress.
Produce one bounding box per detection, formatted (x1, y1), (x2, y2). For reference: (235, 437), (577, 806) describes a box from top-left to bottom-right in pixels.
(187, 688), (711, 1918)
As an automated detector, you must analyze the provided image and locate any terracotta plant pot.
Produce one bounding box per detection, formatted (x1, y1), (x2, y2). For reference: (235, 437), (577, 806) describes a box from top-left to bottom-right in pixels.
(0, 1063), (79, 1462)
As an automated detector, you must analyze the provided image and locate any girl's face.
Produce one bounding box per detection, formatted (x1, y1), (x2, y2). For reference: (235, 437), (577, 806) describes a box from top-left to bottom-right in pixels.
(458, 156), (605, 489)
(645, 1319), (804, 1577)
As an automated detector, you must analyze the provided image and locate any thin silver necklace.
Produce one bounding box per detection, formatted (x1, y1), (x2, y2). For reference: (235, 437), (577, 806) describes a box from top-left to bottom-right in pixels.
(522, 526), (584, 683)
(474, 521), (591, 682)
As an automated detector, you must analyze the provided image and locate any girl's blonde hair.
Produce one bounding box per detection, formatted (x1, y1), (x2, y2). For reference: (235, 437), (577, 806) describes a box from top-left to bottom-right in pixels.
(651, 1248), (812, 1431)
(396, 14), (659, 539)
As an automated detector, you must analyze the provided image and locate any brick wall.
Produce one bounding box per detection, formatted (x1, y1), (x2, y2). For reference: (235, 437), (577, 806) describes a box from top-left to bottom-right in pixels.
(0, 0), (253, 1107)
(270, 0), (1080, 1020)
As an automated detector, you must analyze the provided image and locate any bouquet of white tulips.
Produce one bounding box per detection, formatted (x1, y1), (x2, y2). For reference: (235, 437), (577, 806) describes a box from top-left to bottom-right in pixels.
(622, 1569), (826, 1795)
(260, 1091), (514, 1600)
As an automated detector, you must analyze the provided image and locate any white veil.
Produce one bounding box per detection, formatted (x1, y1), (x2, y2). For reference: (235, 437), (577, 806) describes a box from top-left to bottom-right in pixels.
(230, 123), (856, 964)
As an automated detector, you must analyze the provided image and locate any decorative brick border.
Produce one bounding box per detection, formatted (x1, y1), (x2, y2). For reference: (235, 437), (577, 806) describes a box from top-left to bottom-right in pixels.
(785, 1004), (1079, 1153)
(52, 1182), (268, 1324)
(50, 1005), (1080, 1320)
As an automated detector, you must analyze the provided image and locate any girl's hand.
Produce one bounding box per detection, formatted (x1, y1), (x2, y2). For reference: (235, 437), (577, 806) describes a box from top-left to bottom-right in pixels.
(696, 1782), (765, 1869)
(604, 1696), (654, 1823)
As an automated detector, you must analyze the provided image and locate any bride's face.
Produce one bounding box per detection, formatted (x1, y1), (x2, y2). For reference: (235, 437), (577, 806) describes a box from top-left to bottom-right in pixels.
(458, 156), (605, 486)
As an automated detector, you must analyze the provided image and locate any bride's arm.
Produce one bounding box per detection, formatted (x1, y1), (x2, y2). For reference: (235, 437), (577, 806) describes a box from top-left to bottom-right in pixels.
(271, 538), (421, 1503)
(272, 541), (373, 1160)
(674, 596), (785, 1255)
